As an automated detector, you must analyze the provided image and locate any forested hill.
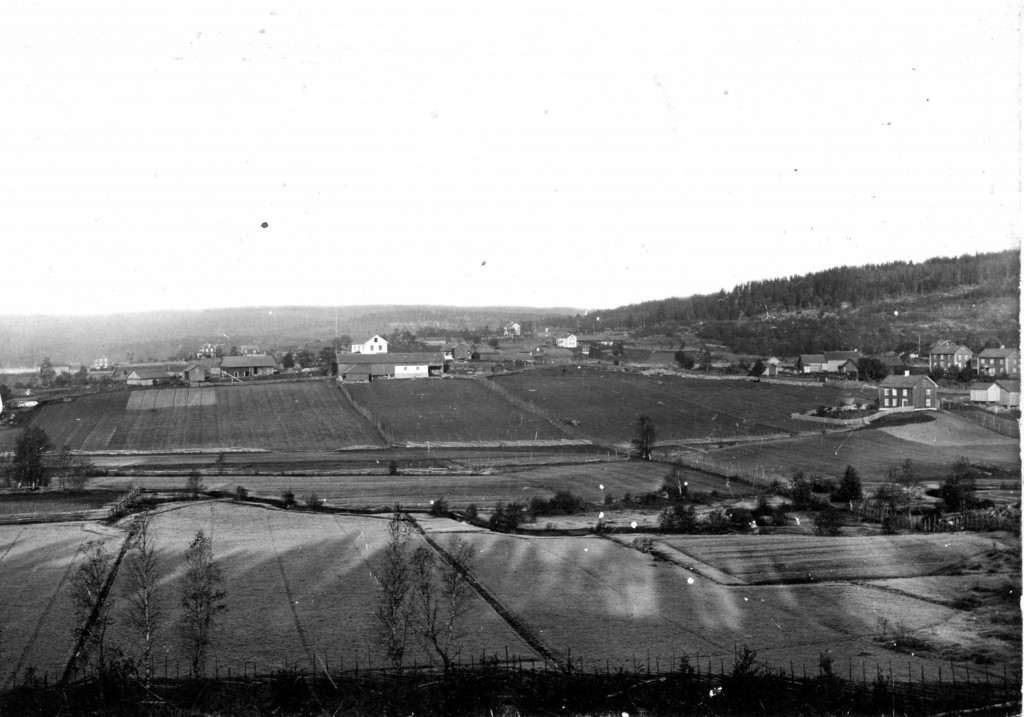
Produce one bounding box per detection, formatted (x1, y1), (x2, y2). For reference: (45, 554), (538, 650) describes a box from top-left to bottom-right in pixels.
(575, 250), (1019, 330)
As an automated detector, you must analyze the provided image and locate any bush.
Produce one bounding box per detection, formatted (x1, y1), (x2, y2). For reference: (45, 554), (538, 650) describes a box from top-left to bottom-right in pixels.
(488, 501), (526, 532)
(939, 457), (978, 511)
(281, 490), (296, 509)
(185, 471), (204, 498)
(603, 493), (615, 506)
(234, 485), (249, 501)
(633, 537), (655, 553)
(429, 497), (449, 516)
(727, 507), (755, 527)
(789, 471), (813, 509)
(659, 504), (698, 533)
(702, 509), (730, 534)
(464, 503), (479, 521)
(305, 493), (321, 509)
(809, 474), (834, 494)
(388, 460), (399, 476)
(881, 515), (899, 534)
(813, 506), (843, 536)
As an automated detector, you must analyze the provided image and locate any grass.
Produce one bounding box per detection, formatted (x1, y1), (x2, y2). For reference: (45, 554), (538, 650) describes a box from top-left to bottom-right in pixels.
(345, 380), (565, 443)
(0, 490), (125, 516)
(0, 383), (386, 453)
(490, 367), (865, 445)
(100, 502), (537, 675)
(0, 522), (127, 687)
(709, 413), (1020, 483)
(655, 533), (999, 584)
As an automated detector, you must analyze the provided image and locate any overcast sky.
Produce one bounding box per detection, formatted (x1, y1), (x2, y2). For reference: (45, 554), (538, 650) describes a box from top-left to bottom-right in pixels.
(1, 2), (1020, 316)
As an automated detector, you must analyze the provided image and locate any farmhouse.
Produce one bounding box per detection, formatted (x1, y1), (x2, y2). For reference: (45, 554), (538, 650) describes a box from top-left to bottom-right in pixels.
(877, 374), (938, 410)
(442, 342), (471, 361)
(220, 355), (278, 379)
(824, 351), (861, 373)
(198, 343), (218, 358)
(797, 354), (827, 374)
(183, 363), (207, 384)
(350, 335), (389, 354)
(973, 347), (1020, 377)
(555, 333), (578, 349)
(335, 351), (445, 381)
(928, 343), (973, 372)
(91, 355), (109, 370)
(503, 321), (521, 337)
(126, 368), (173, 387)
(240, 345), (264, 356)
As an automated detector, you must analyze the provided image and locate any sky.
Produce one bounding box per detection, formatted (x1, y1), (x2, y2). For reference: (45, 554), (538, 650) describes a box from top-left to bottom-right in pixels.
(1, 2), (1020, 316)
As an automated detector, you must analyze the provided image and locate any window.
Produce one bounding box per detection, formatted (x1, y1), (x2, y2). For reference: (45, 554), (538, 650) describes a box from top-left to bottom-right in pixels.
(926, 398), (931, 407)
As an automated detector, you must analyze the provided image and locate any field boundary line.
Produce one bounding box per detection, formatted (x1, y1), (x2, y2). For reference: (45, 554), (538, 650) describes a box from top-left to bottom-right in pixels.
(334, 383), (395, 446)
(606, 535), (746, 587)
(848, 581), (960, 609)
(407, 515), (564, 669)
(59, 529), (134, 685)
(264, 513), (315, 665)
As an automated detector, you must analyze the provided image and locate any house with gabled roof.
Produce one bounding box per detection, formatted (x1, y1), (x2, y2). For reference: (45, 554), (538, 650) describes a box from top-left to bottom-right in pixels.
(994, 379), (1020, 408)
(220, 355), (278, 379)
(126, 368), (173, 387)
(555, 333), (577, 349)
(350, 335), (389, 354)
(442, 342), (471, 361)
(336, 351), (445, 381)
(973, 347), (1020, 377)
(877, 373), (938, 411)
(798, 354), (827, 374)
(928, 343), (972, 372)
(969, 380), (999, 404)
(824, 351), (862, 373)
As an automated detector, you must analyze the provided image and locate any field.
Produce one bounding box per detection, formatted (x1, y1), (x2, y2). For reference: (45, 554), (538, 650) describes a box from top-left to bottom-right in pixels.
(0, 503), (538, 685)
(706, 412), (1021, 483)
(0, 383), (385, 453)
(81, 459), (706, 510)
(490, 367), (865, 445)
(345, 380), (566, 444)
(424, 526), (1016, 680)
(655, 533), (998, 584)
(0, 490), (125, 517)
(0, 521), (126, 687)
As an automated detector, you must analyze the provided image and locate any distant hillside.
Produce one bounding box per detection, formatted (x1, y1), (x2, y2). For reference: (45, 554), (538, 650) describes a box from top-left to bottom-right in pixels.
(567, 250), (1021, 355)
(0, 305), (578, 367)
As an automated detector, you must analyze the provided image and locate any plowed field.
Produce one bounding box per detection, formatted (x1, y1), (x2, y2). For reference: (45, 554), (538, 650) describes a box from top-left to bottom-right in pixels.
(345, 380), (565, 443)
(490, 368), (863, 445)
(0, 383), (385, 452)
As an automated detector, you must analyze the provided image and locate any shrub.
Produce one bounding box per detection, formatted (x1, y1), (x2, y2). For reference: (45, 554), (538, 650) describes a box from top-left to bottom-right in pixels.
(727, 507), (755, 527)
(809, 474), (834, 494)
(603, 493), (615, 506)
(234, 485), (249, 501)
(281, 490), (296, 509)
(881, 515), (898, 534)
(488, 501), (525, 532)
(463, 503), (479, 521)
(305, 493), (321, 509)
(702, 509), (730, 534)
(662, 465), (689, 502)
(659, 504), (698, 533)
(429, 497), (449, 516)
(388, 460), (399, 476)
(752, 495), (773, 518)
(939, 457), (978, 511)
(633, 537), (655, 553)
(789, 471), (813, 509)
(622, 492), (633, 506)
(185, 471), (204, 498)
(813, 506), (842, 536)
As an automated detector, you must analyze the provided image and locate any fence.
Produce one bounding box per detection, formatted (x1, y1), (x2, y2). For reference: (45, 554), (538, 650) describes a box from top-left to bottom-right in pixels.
(669, 452), (785, 488)
(942, 403), (1020, 437)
(852, 501), (1020, 532)
(11, 646), (1018, 716)
(334, 383), (398, 445)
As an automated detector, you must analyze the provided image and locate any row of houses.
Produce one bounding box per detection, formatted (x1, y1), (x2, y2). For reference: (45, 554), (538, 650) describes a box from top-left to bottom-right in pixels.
(928, 342), (1019, 376)
(114, 355), (280, 386)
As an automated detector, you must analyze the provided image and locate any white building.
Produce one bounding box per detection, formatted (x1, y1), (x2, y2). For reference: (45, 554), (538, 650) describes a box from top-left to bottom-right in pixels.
(350, 335), (389, 354)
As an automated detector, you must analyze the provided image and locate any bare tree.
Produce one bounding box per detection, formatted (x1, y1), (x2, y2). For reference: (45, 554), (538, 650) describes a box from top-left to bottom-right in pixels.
(374, 507), (414, 671)
(121, 514), (162, 684)
(410, 536), (476, 671)
(631, 414), (657, 460)
(69, 540), (115, 672)
(179, 530), (226, 677)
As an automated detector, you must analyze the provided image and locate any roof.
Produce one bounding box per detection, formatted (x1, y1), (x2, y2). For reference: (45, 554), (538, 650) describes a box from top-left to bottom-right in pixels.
(878, 374), (937, 389)
(969, 380), (995, 389)
(799, 354), (827, 364)
(220, 356), (278, 369)
(879, 355), (906, 367)
(336, 352), (444, 365)
(443, 342), (470, 350)
(127, 368), (171, 380)
(337, 364), (373, 376)
(929, 345), (970, 355)
(824, 351), (861, 361)
(978, 347), (1019, 358)
(353, 335), (388, 344)
(995, 379), (1021, 393)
